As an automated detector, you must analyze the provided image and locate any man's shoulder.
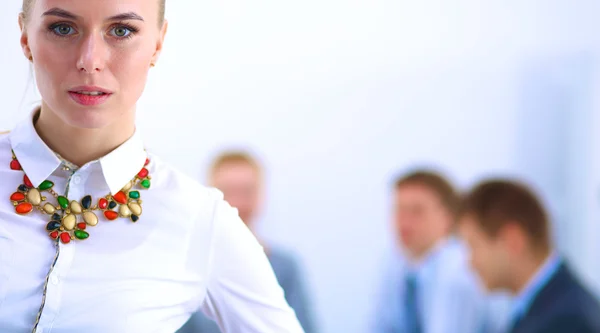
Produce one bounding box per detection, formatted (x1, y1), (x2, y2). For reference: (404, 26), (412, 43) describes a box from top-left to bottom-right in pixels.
(526, 264), (600, 331)
(268, 246), (301, 269)
(521, 311), (600, 333)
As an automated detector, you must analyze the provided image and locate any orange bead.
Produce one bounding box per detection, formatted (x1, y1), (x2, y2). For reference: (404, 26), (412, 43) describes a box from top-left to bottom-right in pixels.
(113, 191), (127, 205)
(15, 202), (33, 214)
(104, 210), (119, 220)
(49, 231), (59, 239)
(10, 192), (25, 201)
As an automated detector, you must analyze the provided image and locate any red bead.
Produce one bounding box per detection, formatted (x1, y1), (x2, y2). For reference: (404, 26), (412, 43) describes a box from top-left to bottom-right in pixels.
(77, 222), (86, 230)
(23, 175), (33, 188)
(60, 232), (71, 244)
(10, 192), (25, 201)
(49, 231), (59, 239)
(113, 191), (127, 204)
(104, 210), (119, 220)
(137, 168), (149, 179)
(15, 202), (33, 214)
(144, 158), (150, 166)
(10, 159), (21, 170)
(98, 198), (108, 209)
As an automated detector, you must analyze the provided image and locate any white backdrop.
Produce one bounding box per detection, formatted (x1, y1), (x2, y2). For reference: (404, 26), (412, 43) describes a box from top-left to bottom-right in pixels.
(1, 1), (599, 332)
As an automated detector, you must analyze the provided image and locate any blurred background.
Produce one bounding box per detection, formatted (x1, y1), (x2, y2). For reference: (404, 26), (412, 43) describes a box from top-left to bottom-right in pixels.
(1, 1), (599, 332)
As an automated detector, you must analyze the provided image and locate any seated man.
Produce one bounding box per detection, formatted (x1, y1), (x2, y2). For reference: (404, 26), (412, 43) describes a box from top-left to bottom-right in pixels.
(372, 170), (491, 333)
(177, 151), (317, 333)
(458, 179), (600, 333)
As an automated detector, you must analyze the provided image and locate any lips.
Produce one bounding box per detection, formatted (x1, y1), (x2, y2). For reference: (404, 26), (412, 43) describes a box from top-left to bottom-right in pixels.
(68, 86), (113, 106)
(73, 91), (107, 96)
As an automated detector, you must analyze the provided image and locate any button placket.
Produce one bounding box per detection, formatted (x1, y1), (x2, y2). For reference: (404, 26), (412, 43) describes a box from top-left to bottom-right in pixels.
(35, 169), (81, 332)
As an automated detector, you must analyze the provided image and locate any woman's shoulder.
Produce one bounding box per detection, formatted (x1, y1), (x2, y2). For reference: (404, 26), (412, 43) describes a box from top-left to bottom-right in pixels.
(144, 152), (226, 223)
(0, 131), (10, 143)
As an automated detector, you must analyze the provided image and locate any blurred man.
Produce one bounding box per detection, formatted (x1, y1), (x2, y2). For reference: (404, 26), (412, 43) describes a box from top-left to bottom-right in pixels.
(459, 179), (600, 333)
(372, 170), (490, 333)
(177, 151), (316, 333)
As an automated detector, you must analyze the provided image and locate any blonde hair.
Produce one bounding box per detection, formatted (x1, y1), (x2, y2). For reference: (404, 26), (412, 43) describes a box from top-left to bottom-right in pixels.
(209, 151), (263, 179)
(21, 0), (166, 25)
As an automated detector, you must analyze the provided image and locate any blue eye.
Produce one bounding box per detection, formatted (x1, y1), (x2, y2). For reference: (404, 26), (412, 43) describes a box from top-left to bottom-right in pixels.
(110, 26), (132, 38)
(53, 24), (75, 36)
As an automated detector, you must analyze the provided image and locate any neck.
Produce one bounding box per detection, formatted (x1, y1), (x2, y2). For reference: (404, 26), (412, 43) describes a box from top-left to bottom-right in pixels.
(34, 103), (136, 166)
(510, 250), (551, 294)
(405, 238), (445, 264)
(243, 217), (266, 247)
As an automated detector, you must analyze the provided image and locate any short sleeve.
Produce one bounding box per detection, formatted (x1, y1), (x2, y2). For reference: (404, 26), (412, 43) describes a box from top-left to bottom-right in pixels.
(200, 191), (304, 333)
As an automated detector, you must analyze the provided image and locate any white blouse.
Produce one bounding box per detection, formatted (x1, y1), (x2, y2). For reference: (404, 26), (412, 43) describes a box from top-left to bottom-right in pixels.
(0, 114), (304, 333)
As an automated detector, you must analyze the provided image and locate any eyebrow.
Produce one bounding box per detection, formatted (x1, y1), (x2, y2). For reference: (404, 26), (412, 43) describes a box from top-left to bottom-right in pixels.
(107, 12), (145, 22)
(42, 8), (144, 22)
(42, 8), (78, 20)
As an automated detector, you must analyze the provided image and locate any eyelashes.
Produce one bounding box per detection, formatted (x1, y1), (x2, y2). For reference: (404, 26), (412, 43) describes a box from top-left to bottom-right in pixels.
(47, 22), (140, 41)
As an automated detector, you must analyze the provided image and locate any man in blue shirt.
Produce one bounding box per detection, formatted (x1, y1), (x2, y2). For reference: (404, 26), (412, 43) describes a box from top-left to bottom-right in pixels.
(177, 151), (317, 333)
(371, 170), (493, 333)
(459, 179), (600, 333)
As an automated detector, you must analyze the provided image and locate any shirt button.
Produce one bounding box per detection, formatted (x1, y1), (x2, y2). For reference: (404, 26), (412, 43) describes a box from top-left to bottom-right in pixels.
(51, 275), (59, 285)
(72, 175), (81, 185)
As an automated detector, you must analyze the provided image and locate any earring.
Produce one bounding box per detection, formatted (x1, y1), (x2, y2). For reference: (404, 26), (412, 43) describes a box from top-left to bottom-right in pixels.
(150, 63), (155, 68)
(28, 56), (33, 62)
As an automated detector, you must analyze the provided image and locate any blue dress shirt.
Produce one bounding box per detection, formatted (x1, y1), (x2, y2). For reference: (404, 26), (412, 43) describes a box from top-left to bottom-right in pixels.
(371, 237), (495, 333)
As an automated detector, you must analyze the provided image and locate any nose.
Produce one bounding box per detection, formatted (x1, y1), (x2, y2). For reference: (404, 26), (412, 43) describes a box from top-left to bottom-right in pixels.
(76, 33), (108, 73)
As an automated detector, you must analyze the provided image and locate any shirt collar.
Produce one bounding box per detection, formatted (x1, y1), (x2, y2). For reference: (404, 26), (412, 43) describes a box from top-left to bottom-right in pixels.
(403, 237), (450, 278)
(511, 252), (562, 321)
(9, 110), (147, 195)
(99, 129), (147, 195)
(9, 111), (62, 187)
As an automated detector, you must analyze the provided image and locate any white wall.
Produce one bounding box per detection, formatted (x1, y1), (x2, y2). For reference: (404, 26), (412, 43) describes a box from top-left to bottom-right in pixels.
(0, 1), (598, 332)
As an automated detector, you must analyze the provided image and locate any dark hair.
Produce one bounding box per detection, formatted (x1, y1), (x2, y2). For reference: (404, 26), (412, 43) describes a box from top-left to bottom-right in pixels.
(22, 0), (166, 25)
(394, 170), (459, 217)
(459, 179), (551, 252)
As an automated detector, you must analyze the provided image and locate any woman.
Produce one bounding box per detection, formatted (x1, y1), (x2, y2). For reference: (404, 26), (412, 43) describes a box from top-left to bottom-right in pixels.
(0, 1), (304, 332)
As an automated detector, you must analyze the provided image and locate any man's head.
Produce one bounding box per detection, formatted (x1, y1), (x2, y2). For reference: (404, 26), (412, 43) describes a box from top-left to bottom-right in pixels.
(392, 170), (458, 259)
(208, 150), (263, 227)
(458, 179), (552, 292)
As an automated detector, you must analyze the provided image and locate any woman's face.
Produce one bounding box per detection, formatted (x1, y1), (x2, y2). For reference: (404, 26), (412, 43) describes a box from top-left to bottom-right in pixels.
(20, 0), (167, 129)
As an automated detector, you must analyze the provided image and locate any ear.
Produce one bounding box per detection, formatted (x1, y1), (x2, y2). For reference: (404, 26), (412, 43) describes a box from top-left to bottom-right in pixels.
(442, 209), (456, 233)
(499, 222), (527, 255)
(151, 20), (169, 66)
(19, 14), (33, 62)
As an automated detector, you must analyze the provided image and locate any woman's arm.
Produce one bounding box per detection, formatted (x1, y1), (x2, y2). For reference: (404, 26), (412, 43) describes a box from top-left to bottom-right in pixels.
(200, 192), (304, 333)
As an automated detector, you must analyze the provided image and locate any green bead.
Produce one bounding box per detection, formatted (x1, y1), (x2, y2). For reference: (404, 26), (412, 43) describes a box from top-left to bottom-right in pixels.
(141, 179), (151, 189)
(129, 191), (140, 199)
(74, 230), (89, 240)
(57, 196), (69, 209)
(39, 180), (54, 191)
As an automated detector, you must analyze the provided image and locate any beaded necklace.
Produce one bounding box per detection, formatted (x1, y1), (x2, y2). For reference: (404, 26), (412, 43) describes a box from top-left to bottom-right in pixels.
(8, 150), (152, 244)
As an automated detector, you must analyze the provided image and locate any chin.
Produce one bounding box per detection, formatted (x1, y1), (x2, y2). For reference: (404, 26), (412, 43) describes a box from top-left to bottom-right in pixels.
(482, 279), (501, 292)
(62, 108), (114, 129)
